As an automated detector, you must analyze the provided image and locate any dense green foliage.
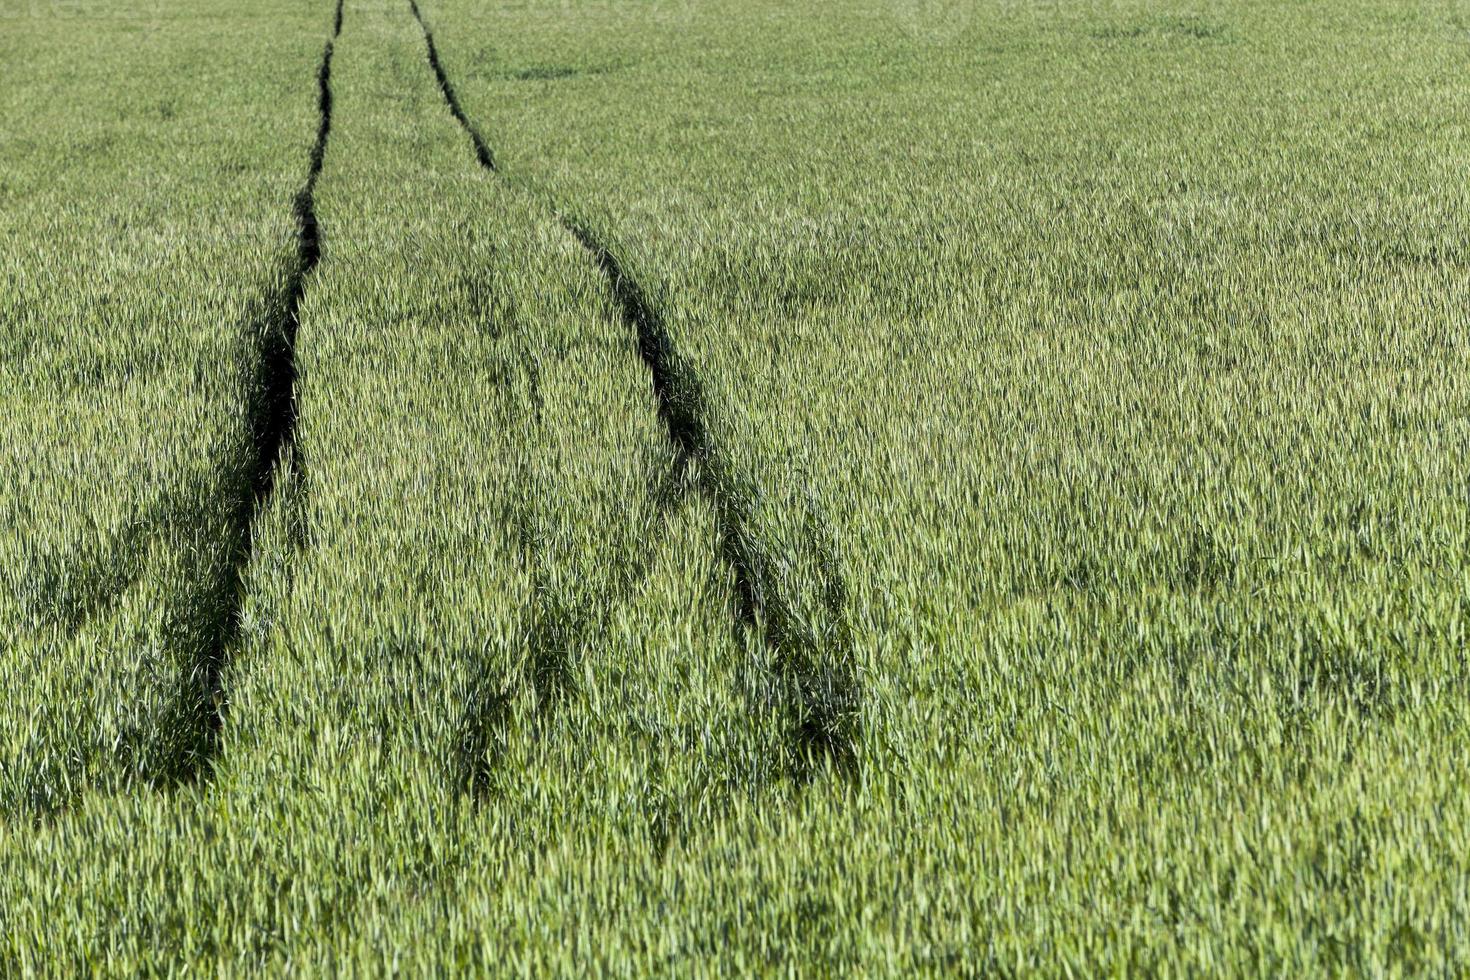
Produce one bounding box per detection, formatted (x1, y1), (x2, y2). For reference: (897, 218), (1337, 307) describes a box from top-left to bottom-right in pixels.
(3, 0), (1469, 972)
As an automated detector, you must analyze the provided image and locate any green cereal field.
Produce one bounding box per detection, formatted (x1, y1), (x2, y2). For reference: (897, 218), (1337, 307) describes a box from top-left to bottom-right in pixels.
(3, 0), (1469, 972)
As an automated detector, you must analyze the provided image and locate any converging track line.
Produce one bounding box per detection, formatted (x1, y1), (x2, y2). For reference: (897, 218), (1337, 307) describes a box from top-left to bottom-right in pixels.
(406, 3), (860, 784)
(407, 0), (496, 171)
(187, 0), (343, 780)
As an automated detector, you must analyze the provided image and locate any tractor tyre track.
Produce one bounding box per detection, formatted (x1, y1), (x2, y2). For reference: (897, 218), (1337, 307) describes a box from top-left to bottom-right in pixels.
(176, 0), (342, 783)
(9, 6), (341, 810)
(407, 0), (496, 171)
(565, 226), (859, 781)
(408, 8), (860, 786)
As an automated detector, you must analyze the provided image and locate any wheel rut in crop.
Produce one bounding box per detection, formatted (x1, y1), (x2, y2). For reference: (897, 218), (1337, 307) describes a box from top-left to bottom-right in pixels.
(174, 0), (341, 784)
(6, 6), (339, 813)
(408, 9), (860, 785)
(407, 0), (496, 171)
(454, 481), (660, 797)
(454, 590), (587, 798)
(564, 226), (860, 782)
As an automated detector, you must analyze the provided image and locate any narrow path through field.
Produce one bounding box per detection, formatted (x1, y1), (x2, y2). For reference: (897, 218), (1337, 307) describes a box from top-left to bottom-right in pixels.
(406, 2), (860, 784)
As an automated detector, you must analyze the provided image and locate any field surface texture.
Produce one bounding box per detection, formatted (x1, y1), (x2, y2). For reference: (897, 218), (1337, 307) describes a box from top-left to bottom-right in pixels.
(3, 0), (1469, 973)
